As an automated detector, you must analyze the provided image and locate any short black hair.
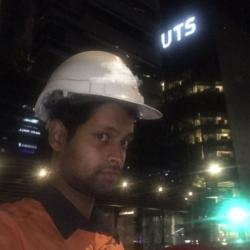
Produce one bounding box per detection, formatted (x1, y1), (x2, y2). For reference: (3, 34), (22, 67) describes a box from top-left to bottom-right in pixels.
(48, 97), (138, 139)
(40, 97), (137, 161)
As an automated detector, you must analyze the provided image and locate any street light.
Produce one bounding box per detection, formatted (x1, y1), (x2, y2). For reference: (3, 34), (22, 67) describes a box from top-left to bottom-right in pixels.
(188, 191), (193, 196)
(158, 186), (163, 193)
(37, 167), (49, 179)
(121, 181), (128, 188)
(227, 207), (248, 224)
(214, 198), (250, 236)
(208, 162), (222, 175)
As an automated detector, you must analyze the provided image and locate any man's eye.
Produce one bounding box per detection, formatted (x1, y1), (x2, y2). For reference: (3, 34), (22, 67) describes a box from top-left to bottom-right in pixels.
(121, 139), (130, 149)
(95, 133), (109, 142)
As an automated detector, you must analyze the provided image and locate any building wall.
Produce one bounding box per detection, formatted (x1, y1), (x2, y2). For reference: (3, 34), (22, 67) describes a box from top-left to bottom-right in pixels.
(162, 79), (237, 187)
(216, 13), (250, 198)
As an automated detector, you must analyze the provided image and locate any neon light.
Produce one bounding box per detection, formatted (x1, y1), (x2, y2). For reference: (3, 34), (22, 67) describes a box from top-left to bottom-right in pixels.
(18, 142), (37, 150)
(23, 118), (39, 124)
(161, 30), (172, 48)
(161, 16), (196, 49)
(120, 211), (135, 215)
(18, 128), (41, 135)
(173, 22), (184, 41)
(185, 17), (196, 36)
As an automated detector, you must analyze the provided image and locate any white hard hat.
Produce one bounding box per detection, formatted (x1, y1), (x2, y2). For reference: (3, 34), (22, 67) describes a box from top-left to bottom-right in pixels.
(35, 51), (162, 122)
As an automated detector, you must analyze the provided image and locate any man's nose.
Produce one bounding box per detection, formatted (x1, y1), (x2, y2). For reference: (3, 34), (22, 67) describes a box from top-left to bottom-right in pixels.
(108, 144), (125, 168)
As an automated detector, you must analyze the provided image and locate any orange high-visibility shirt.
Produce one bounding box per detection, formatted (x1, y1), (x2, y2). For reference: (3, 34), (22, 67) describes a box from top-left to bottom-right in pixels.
(0, 187), (124, 250)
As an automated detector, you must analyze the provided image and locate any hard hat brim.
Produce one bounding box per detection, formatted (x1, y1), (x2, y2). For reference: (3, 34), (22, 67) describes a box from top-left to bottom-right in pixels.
(35, 91), (162, 122)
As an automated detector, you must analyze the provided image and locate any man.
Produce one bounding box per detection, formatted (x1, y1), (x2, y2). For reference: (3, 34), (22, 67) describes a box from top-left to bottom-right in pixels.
(0, 51), (162, 249)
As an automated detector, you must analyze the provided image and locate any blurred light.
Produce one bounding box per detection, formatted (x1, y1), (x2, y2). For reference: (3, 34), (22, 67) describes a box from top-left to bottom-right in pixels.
(18, 128), (41, 135)
(143, 74), (151, 78)
(18, 142), (37, 149)
(161, 82), (165, 92)
(119, 210), (134, 215)
(235, 239), (243, 244)
(37, 168), (49, 178)
(215, 198), (250, 232)
(188, 191), (193, 196)
(158, 186), (163, 192)
(23, 118), (39, 124)
(206, 196), (218, 203)
(122, 181), (128, 188)
(208, 162), (222, 175)
(185, 197), (188, 201)
(185, 240), (191, 244)
(227, 207), (247, 224)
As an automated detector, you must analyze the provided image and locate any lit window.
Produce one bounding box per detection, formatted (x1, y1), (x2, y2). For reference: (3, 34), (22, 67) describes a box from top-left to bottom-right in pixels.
(166, 81), (181, 90)
(197, 85), (210, 92)
(194, 119), (201, 126)
(189, 135), (195, 144)
(195, 130), (202, 143)
(216, 117), (222, 125)
(193, 85), (198, 93)
(216, 150), (233, 158)
(190, 84), (211, 94)
(217, 181), (235, 188)
(215, 85), (224, 92)
(216, 133), (231, 141)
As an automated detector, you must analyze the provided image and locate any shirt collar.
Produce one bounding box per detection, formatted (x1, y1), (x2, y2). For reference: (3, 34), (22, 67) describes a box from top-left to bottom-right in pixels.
(35, 185), (119, 241)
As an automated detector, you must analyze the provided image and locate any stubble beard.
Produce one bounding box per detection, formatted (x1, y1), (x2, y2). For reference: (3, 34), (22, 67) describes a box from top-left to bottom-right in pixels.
(66, 166), (122, 198)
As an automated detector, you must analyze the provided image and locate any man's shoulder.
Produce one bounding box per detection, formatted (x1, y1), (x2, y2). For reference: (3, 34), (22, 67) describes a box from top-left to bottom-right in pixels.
(0, 198), (44, 221)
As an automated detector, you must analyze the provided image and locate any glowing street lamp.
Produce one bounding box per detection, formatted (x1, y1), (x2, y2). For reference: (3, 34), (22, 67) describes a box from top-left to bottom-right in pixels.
(188, 191), (193, 196)
(227, 207), (248, 224)
(122, 181), (128, 188)
(208, 162), (222, 175)
(37, 168), (49, 179)
(158, 186), (163, 193)
(214, 198), (250, 233)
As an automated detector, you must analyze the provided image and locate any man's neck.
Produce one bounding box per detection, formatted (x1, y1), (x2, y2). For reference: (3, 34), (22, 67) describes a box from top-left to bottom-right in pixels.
(51, 176), (95, 220)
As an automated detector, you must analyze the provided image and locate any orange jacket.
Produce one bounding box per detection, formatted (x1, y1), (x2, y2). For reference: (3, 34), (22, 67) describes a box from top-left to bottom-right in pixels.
(0, 187), (124, 250)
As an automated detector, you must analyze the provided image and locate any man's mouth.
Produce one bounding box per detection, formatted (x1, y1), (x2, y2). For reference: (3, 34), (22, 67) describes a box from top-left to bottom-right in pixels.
(99, 170), (122, 181)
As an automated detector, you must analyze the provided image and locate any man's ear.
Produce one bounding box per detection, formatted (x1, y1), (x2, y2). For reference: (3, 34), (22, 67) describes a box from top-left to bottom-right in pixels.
(47, 119), (68, 152)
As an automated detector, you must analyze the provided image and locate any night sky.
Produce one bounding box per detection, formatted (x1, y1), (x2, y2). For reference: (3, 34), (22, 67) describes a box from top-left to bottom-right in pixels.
(159, 0), (250, 81)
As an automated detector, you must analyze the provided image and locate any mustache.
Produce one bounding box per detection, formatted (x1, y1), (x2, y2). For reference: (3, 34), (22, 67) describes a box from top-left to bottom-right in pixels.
(96, 165), (123, 176)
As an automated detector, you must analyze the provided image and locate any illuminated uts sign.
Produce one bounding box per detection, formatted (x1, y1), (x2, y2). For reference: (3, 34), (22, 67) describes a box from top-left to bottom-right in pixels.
(161, 16), (196, 49)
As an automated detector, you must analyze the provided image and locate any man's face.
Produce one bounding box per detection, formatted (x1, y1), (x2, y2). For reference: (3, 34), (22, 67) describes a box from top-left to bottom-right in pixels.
(56, 103), (135, 196)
